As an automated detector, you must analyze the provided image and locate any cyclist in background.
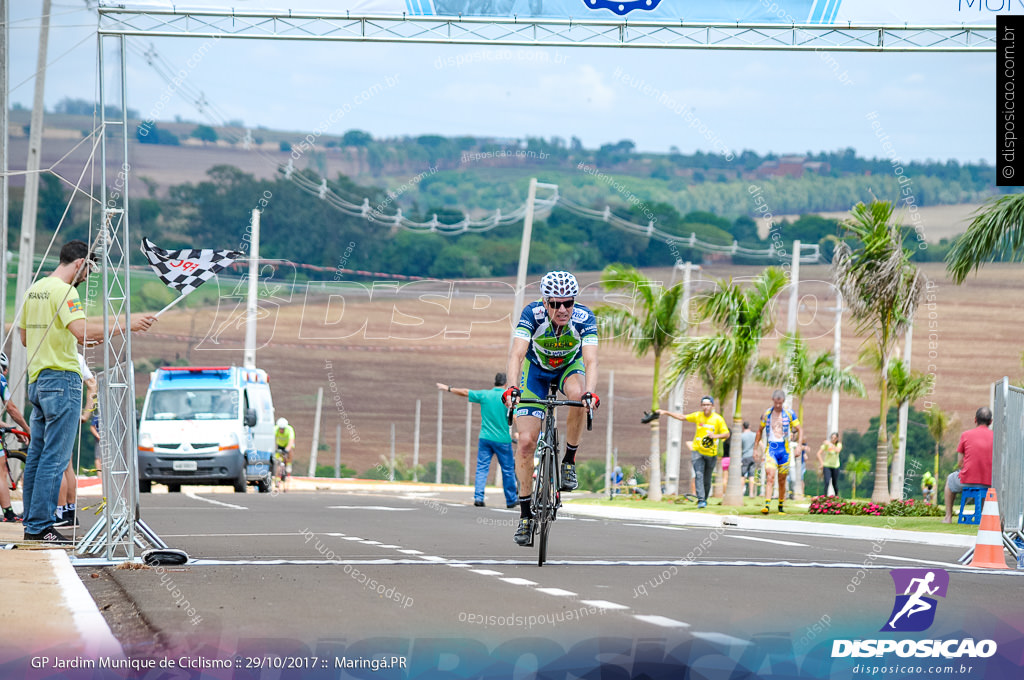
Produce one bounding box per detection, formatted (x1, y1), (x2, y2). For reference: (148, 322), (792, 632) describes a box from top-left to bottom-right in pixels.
(275, 417), (295, 477)
(0, 352), (30, 522)
(503, 271), (599, 546)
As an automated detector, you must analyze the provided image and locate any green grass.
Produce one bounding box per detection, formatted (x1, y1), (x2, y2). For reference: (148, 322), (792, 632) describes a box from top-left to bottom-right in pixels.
(566, 496), (977, 535)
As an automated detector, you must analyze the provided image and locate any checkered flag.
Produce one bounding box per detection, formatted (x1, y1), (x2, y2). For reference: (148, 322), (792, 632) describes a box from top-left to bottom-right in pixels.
(141, 238), (241, 295)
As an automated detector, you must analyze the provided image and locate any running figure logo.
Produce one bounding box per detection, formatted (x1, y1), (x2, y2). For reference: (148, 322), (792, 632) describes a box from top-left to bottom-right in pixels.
(881, 569), (949, 632)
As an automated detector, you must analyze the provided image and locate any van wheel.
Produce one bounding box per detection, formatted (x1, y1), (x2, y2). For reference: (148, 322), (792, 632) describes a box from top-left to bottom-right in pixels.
(140, 480), (152, 493)
(257, 471), (272, 493)
(233, 468), (247, 493)
(167, 483), (181, 493)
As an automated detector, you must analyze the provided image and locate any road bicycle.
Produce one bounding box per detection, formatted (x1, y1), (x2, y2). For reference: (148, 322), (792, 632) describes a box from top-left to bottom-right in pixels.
(272, 446), (290, 492)
(508, 383), (592, 566)
(1, 426), (29, 491)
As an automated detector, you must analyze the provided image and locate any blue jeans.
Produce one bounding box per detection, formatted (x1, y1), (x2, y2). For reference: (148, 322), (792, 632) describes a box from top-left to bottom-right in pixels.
(23, 370), (82, 534)
(692, 453), (717, 503)
(475, 438), (517, 506)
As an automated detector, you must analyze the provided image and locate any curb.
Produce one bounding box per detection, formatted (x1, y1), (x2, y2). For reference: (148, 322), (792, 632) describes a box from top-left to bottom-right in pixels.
(559, 503), (977, 548)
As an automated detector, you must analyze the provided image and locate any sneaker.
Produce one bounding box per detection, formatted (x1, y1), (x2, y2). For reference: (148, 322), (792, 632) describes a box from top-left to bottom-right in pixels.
(473, 500), (485, 507)
(559, 462), (578, 492)
(506, 501), (518, 509)
(53, 511), (78, 528)
(23, 527), (72, 545)
(513, 518), (534, 546)
(697, 500), (707, 509)
(760, 504), (770, 515)
(777, 504), (786, 515)
(2, 509), (21, 522)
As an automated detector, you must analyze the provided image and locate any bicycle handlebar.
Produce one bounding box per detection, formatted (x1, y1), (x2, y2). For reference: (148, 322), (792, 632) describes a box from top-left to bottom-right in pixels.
(0, 426), (28, 437)
(506, 399), (594, 431)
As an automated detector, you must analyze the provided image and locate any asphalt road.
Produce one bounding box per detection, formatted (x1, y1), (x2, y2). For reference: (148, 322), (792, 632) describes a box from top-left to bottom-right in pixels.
(78, 488), (1024, 679)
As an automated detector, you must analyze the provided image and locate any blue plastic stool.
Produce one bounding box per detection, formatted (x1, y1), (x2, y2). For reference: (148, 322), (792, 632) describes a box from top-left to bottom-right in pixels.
(958, 486), (988, 525)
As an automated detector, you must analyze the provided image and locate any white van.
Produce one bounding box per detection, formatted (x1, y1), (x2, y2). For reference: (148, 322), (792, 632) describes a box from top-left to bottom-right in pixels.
(138, 366), (275, 493)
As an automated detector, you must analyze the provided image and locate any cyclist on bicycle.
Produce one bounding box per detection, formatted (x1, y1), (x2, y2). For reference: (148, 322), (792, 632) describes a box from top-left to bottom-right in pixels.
(503, 271), (599, 546)
(275, 417), (295, 475)
(0, 352), (30, 522)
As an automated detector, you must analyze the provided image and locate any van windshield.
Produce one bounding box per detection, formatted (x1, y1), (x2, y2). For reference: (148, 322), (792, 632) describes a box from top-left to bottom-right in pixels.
(146, 389), (239, 421)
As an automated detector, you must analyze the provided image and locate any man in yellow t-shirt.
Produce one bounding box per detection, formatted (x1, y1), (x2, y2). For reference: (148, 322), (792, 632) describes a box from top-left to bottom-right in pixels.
(651, 396), (730, 508)
(18, 240), (157, 544)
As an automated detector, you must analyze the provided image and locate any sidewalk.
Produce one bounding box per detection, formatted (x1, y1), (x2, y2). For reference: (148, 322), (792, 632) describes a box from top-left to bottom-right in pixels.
(0, 521), (123, 660)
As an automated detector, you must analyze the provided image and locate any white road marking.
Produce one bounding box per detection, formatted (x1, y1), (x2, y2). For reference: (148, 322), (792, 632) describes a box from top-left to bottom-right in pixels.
(418, 555), (449, 562)
(633, 615), (690, 628)
(498, 577), (538, 586)
(470, 569), (504, 576)
(50, 551), (125, 658)
(360, 540), (383, 545)
(535, 587), (576, 597)
(184, 492), (247, 510)
(875, 554), (967, 569)
(377, 544), (400, 549)
(341, 537), (365, 541)
(326, 506), (414, 511)
(691, 632), (752, 647)
(724, 535), (809, 547)
(624, 523), (690, 532)
(160, 533), (312, 538)
(579, 600), (630, 610)
(398, 549), (424, 555)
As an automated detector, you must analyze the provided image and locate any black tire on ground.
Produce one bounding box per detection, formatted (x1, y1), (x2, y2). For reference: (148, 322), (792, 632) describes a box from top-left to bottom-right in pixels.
(167, 483), (181, 493)
(257, 472), (272, 493)
(233, 467), (247, 493)
(139, 479), (152, 493)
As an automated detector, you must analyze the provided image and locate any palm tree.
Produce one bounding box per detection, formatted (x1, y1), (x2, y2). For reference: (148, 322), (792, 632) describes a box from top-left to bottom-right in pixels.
(844, 456), (872, 500)
(885, 358), (935, 500)
(923, 405), (955, 491)
(752, 333), (866, 496)
(598, 264), (688, 502)
(833, 201), (925, 504)
(666, 267), (788, 506)
(946, 193), (1024, 284)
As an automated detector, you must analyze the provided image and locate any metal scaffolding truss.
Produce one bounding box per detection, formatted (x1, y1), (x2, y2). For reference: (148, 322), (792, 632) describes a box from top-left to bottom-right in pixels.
(97, 7), (995, 52)
(79, 33), (166, 562)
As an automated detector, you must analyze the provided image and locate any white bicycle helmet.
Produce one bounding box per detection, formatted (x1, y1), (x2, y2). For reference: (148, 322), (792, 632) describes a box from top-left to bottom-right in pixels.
(540, 271), (579, 298)
(0, 352), (7, 371)
(276, 417), (289, 428)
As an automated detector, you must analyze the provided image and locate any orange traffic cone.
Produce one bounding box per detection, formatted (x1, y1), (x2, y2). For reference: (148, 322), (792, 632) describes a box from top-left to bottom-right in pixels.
(968, 488), (1009, 570)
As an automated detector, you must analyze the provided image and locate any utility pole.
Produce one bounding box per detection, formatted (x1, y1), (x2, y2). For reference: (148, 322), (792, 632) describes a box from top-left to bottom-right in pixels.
(665, 262), (696, 496)
(243, 208), (259, 369)
(11, 0), (51, 411)
(1, 0), (9, 337)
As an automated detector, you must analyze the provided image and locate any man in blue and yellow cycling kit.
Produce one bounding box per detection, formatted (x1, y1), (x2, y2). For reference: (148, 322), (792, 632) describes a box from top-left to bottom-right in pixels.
(503, 271), (599, 546)
(754, 389), (801, 515)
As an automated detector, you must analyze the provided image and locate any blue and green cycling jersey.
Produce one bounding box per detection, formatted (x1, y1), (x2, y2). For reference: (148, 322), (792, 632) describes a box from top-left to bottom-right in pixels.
(513, 300), (598, 371)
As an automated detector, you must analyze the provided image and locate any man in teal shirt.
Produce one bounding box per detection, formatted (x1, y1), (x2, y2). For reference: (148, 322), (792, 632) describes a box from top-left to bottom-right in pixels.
(437, 373), (517, 508)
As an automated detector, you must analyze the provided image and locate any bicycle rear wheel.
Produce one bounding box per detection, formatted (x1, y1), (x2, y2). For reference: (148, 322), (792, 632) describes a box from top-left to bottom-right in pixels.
(4, 450), (26, 491)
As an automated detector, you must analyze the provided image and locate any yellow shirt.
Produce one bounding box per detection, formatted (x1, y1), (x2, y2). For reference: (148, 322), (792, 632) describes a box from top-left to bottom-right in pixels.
(19, 276), (86, 383)
(685, 411), (729, 457)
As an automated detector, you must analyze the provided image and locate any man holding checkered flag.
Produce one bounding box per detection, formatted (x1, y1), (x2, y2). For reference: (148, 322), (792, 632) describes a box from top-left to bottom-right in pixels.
(141, 238), (242, 315)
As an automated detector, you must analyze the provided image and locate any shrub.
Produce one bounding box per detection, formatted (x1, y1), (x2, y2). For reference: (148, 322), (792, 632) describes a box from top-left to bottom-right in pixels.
(807, 495), (943, 518)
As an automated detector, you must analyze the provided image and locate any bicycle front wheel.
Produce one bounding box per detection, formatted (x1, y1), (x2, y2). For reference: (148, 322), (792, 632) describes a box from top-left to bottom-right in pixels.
(535, 447), (556, 566)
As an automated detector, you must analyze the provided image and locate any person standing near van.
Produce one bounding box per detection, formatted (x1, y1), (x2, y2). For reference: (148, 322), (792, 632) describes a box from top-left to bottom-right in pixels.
(437, 373), (517, 508)
(275, 418), (295, 475)
(19, 240), (156, 543)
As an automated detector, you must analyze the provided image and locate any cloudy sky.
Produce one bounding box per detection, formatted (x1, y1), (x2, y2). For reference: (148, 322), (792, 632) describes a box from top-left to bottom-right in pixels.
(7, 1), (997, 163)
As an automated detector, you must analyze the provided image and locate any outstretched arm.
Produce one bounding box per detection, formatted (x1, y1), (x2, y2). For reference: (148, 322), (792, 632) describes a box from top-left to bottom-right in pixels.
(436, 382), (469, 398)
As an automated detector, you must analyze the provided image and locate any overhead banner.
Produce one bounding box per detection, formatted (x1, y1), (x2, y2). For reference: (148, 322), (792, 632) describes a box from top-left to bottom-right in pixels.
(114, 1), (1021, 23)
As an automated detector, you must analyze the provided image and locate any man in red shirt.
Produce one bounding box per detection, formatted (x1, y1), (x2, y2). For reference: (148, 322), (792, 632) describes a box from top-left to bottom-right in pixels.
(943, 407), (994, 523)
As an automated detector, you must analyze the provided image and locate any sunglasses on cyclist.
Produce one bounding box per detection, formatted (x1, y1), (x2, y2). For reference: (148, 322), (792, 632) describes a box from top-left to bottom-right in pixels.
(545, 298), (575, 310)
